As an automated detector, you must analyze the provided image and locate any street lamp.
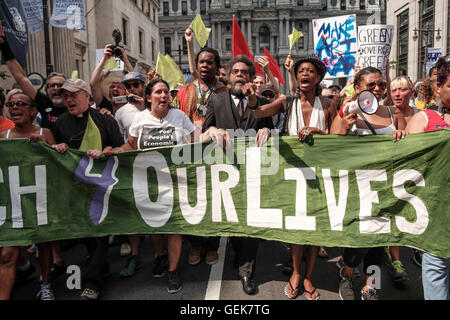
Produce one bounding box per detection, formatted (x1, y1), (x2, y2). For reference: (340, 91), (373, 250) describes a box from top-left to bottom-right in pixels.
(412, 26), (442, 77)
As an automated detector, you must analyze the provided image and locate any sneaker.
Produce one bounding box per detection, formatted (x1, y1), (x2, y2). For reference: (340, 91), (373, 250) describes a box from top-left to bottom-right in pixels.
(391, 260), (409, 282)
(152, 254), (168, 278)
(36, 283), (55, 300)
(412, 249), (422, 268)
(16, 261), (36, 284)
(336, 257), (360, 278)
(120, 242), (132, 257)
(167, 270), (182, 294)
(361, 287), (379, 300)
(80, 288), (99, 300)
(120, 255), (140, 277)
(338, 270), (355, 300)
(188, 247), (202, 265)
(205, 250), (219, 265)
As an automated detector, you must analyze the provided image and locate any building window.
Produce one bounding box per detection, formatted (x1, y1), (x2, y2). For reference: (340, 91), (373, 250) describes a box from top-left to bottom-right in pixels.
(397, 9), (408, 76)
(122, 18), (128, 45)
(259, 26), (270, 53)
(182, 38), (188, 54)
(225, 0), (231, 8)
(153, 9), (156, 22)
(297, 0), (304, 6)
(200, 0), (206, 14)
(152, 39), (156, 62)
(191, 0), (197, 11)
(182, 1), (187, 15)
(360, 0), (366, 10)
(139, 30), (144, 55)
(172, 0), (178, 12)
(164, 37), (171, 55)
(226, 39), (231, 52)
(419, 0), (435, 78)
(341, 0), (346, 10)
(163, 2), (169, 16)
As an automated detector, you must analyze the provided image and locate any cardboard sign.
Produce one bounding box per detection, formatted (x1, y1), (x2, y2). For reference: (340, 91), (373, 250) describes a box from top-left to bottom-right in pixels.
(357, 25), (394, 76)
(426, 48), (442, 76)
(313, 14), (357, 79)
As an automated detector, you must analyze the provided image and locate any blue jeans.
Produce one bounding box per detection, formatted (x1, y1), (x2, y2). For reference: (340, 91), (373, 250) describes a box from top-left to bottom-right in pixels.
(422, 252), (450, 300)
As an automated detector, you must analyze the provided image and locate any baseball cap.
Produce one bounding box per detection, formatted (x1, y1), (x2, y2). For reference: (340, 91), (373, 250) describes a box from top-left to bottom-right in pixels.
(259, 84), (276, 94)
(62, 78), (91, 94)
(122, 72), (146, 84)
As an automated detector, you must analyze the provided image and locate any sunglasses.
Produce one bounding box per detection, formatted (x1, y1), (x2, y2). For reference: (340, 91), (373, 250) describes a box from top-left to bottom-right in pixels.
(47, 83), (64, 89)
(5, 101), (30, 108)
(261, 93), (275, 99)
(366, 81), (387, 90)
(125, 82), (142, 89)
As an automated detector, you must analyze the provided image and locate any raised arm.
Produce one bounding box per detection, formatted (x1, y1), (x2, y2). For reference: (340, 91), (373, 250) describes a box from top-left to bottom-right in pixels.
(284, 55), (297, 96)
(258, 57), (280, 94)
(90, 45), (114, 106)
(250, 96), (286, 118)
(185, 27), (199, 80)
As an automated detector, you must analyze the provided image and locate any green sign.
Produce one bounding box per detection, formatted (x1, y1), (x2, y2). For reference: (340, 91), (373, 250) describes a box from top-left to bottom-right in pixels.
(0, 131), (449, 258)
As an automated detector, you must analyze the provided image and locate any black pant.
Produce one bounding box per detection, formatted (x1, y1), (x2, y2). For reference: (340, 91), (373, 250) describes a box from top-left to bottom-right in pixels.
(81, 236), (109, 291)
(187, 235), (220, 252)
(343, 247), (384, 275)
(231, 237), (259, 278)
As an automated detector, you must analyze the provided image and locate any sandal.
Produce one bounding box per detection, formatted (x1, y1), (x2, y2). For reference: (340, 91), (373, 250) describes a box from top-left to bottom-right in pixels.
(304, 287), (320, 300)
(284, 279), (300, 299)
(318, 246), (328, 258)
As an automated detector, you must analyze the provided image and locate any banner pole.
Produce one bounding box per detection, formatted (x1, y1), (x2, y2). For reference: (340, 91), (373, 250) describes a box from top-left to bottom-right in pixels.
(42, 0), (53, 76)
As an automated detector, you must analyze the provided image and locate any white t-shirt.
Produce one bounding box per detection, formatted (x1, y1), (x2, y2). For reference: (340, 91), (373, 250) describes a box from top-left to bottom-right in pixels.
(115, 103), (143, 142)
(129, 108), (194, 150)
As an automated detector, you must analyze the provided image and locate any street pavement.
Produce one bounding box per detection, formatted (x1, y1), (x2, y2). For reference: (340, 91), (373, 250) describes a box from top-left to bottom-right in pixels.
(11, 236), (424, 301)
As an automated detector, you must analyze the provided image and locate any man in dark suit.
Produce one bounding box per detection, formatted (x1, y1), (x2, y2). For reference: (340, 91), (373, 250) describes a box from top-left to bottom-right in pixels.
(202, 55), (274, 295)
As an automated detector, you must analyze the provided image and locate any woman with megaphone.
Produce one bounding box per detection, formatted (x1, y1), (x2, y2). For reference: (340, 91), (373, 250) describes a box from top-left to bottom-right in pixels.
(250, 55), (338, 300)
(330, 66), (407, 300)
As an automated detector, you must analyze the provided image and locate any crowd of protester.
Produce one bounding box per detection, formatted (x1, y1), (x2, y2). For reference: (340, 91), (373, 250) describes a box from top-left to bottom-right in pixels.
(0, 25), (449, 301)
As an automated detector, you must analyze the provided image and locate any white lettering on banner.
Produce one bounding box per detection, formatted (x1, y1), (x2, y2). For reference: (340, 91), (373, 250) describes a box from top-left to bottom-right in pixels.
(66, 5), (81, 29)
(393, 170), (429, 235)
(177, 166), (207, 225)
(284, 168), (316, 230)
(9, 165), (47, 228)
(356, 170), (391, 234)
(210, 165), (239, 223)
(0, 169), (5, 226)
(323, 169), (349, 231)
(246, 147), (282, 228)
(133, 152), (173, 228)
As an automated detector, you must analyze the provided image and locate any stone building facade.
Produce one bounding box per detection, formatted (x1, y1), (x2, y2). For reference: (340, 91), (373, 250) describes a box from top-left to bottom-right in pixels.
(159, 0), (386, 91)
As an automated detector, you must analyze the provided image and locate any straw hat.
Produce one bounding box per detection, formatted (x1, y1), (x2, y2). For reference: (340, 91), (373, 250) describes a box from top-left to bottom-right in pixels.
(101, 71), (125, 99)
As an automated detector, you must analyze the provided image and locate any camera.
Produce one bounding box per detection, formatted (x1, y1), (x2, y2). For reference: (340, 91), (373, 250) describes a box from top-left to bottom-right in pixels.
(110, 29), (123, 59)
(113, 95), (137, 104)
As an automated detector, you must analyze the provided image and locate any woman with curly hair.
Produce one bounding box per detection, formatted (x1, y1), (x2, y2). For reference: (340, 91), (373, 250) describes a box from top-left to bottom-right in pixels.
(415, 77), (438, 110)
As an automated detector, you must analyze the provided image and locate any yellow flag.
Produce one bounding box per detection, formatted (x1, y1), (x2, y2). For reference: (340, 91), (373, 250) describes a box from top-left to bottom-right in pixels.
(289, 28), (304, 52)
(190, 13), (211, 48)
(79, 113), (103, 152)
(344, 84), (356, 97)
(104, 57), (119, 71)
(71, 70), (79, 79)
(156, 53), (185, 89)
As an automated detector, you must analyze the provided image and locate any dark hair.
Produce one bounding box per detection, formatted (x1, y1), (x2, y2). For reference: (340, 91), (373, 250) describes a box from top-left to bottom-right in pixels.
(354, 67), (382, 88)
(195, 47), (221, 70)
(436, 56), (450, 85)
(144, 78), (170, 109)
(227, 55), (256, 81)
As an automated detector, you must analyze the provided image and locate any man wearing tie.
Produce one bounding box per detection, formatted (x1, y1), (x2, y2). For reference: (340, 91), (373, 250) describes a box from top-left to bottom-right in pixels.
(202, 55), (274, 295)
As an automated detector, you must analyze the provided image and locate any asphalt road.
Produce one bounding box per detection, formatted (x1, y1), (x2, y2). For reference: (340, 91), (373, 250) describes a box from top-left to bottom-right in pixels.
(11, 236), (424, 301)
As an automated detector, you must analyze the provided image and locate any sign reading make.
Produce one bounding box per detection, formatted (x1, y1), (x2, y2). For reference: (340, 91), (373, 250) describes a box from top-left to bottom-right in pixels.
(357, 25), (394, 76)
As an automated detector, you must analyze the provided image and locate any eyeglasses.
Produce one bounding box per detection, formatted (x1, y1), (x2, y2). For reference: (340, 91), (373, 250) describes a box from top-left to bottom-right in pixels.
(366, 81), (387, 90)
(48, 83), (64, 89)
(5, 101), (30, 108)
(261, 93), (275, 99)
(231, 69), (250, 75)
(125, 82), (142, 90)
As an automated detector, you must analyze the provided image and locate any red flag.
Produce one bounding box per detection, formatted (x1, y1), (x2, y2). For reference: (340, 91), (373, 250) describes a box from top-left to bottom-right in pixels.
(264, 47), (285, 85)
(232, 15), (263, 75)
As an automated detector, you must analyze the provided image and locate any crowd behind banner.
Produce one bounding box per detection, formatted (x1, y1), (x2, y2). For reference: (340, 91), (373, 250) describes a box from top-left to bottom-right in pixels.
(0, 11), (449, 303)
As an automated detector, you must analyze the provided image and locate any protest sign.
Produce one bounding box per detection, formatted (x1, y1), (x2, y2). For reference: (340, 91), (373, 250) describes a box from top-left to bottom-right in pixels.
(50, 0), (85, 30)
(357, 25), (394, 76)
(1, 131), (449, 259)
(95, 49), (124, 71)
(426, 48), (442, 76)
(313, 14), (357, 79)
(21, 0), (44, 34)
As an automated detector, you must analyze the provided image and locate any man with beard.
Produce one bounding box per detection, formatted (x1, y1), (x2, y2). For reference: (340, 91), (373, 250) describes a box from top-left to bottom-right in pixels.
(202, 55), (274, 295)
(90, 44), (134, 115)
(172, 28), (228, 267)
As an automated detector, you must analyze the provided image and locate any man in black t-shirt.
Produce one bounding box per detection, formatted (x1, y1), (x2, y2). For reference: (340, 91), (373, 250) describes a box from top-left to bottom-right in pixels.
(0, 35), (67, 133)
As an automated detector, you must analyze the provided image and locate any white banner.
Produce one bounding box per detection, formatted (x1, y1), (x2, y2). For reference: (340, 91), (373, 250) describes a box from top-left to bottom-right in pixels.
(50, 0), (85, 30)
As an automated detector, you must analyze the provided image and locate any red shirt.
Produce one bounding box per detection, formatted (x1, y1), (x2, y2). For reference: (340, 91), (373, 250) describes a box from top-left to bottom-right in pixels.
(0, 116), (15, 133)
(424, 109), (450, 132)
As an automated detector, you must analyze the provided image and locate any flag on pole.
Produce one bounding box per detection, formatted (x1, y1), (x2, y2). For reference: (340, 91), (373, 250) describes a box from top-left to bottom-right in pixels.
(190, 13), (211, 48)
(288, 28), (304, 53)
(79, 113), (102, 152)
(156, 53), (185, 89)
(21, 0), (44, 34)
(264, 47), (285, 85)
(232, 15), (263, 75)
(50, 0), (85, 30)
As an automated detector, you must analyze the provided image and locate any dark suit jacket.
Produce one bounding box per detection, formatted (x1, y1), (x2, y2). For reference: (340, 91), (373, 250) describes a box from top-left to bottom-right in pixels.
(202, 91), (274, 133)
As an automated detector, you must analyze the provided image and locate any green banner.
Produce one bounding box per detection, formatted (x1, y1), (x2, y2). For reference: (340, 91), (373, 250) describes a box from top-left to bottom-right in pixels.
(1, 131), (449, 258)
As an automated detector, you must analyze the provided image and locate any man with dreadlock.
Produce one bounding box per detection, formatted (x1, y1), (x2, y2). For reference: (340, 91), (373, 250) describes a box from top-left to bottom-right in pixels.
(249, 55), (338, 300)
